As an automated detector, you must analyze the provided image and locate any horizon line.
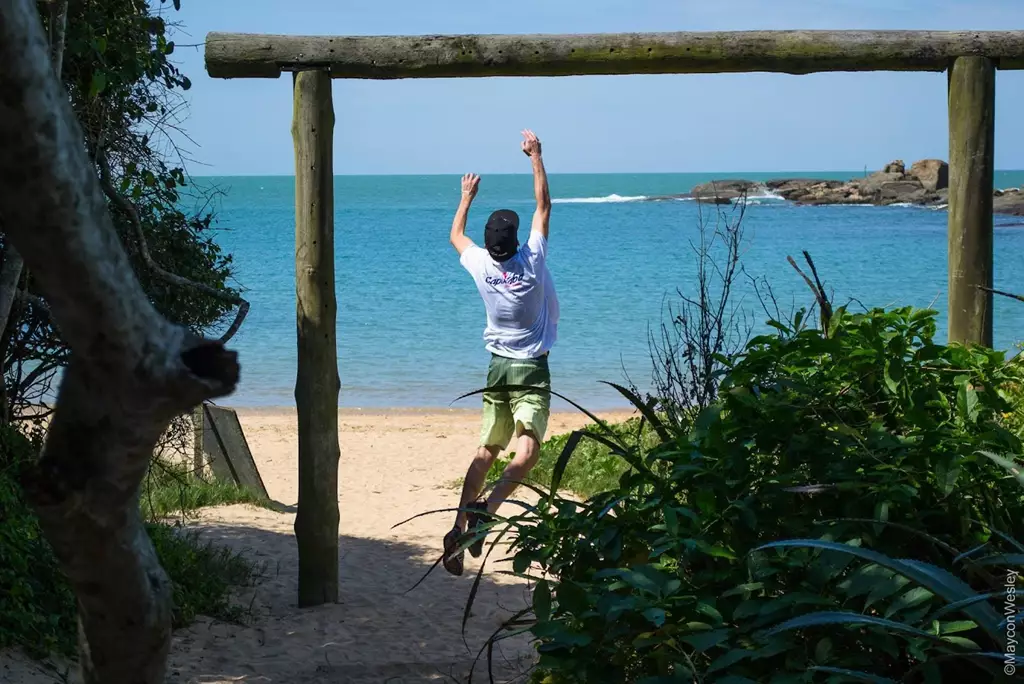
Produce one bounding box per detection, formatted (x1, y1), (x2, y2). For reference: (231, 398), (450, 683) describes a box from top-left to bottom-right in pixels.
(189, 169), (1024, 178)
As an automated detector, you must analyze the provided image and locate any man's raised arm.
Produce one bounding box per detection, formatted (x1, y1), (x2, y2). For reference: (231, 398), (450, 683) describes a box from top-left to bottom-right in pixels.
(521, 130), (550, 239)
(450, 173), (480, 255)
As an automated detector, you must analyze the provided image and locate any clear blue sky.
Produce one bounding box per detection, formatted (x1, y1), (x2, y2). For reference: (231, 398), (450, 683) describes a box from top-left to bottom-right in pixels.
(167, 0), (1024, 175)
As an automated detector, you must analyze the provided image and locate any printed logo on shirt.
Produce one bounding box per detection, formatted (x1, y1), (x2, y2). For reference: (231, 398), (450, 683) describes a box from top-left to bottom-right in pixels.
(485, 272), (524, 288)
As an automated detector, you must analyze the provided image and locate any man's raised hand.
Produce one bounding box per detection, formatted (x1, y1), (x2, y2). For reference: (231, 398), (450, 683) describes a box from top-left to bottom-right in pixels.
(521, 130), (542, 157)
(461, 173), (480, 199)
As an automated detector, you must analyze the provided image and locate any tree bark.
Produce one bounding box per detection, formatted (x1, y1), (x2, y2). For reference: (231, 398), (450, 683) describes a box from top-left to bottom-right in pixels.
(0, 3), (239, 682)
(948, 56), (995, 347)
(291, 69), (341, 607)
(0, 0), (67, 358)
(205, 30), (1024, 80)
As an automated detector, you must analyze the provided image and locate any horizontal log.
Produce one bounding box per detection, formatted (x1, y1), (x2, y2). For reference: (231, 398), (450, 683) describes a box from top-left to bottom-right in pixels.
(205, 30), (1024, 80)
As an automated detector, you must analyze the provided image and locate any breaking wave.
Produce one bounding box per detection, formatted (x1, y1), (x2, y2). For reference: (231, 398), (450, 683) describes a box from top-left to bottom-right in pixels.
(552, 194), (650, 204)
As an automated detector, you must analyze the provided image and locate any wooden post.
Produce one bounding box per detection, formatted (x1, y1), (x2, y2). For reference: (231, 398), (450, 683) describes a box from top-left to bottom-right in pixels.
(291, 69), (341, 607)
(192, 404), (205, 476)
(948, 56), (995, 347)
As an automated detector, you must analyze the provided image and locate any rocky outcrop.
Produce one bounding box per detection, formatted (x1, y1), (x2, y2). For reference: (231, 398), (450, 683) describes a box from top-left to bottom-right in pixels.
(909, 159), (949, 192)
(689, 179), (759, 203)
(684, 159), (1018, 215)
(994, 188), (1024, 216)
(883, 160), (906, 174)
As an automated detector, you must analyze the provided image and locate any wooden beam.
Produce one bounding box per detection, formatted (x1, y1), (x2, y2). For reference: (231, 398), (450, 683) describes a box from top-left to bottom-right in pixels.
(291, 69), (341, 607)
(947, 56), (995, 347)
(205, 30), (1024, 80)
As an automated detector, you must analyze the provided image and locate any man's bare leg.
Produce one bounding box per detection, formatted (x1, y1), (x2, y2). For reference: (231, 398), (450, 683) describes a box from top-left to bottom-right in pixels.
(455, 444), (500, 532)
(485, 430), (541, 514)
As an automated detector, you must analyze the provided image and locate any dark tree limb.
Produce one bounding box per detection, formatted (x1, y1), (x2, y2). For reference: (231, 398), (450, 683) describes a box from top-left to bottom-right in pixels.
(788, 251), (833, 334)
(0, 2), (240, 682)
(96, 151), (250, 344)
(977, 285), (1024, 304)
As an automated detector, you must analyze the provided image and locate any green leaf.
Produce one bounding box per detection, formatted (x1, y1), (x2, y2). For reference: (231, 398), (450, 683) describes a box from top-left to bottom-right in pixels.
(752, 540), (1002, 639)
(978, 451), (1024, 487)
(864, 572), (911, 610)
(934, 456), (962, 495)
(814, 637), (833, 663)
(680, 628), (729, 652)
(88, 71), (107, 98)
(722, 582), (764, 598)
(533, 579), (551, 623)
(884, 586), (934, 618)
(957, 376), (980, 423)
(697, 602), (724, 624)
(938, 620), (978, 634)
(600, 381), (671, 443)
(706, 648), (754, 674)
(643, 607), (666, 627)
(883, 360), (899, 394)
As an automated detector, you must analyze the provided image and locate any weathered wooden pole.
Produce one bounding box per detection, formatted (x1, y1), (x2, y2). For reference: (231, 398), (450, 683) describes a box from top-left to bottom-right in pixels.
(947, 56), (995, 347)
(291, 69), (341, 606)
(205, 30), (1024, 79)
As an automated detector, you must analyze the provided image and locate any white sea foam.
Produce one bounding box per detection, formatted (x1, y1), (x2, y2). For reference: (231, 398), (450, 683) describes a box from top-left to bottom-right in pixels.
(743, 186), (786, 201)
(552, 194), (650, 204)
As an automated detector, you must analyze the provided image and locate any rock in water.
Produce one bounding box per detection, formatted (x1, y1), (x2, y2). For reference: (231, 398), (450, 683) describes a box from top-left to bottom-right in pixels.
(689, 179), (760, 202)
(909, 159), (949, 192)
(994, 188), (1024, 216)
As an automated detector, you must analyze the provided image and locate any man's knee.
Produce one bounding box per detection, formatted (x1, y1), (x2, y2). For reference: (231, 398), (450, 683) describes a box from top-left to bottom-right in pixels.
(471, 445), (500, 472)
(512, 430), (541, 465)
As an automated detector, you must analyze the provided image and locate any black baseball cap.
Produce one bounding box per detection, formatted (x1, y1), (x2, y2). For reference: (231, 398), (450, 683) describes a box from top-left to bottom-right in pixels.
(484, 209), (519, 262)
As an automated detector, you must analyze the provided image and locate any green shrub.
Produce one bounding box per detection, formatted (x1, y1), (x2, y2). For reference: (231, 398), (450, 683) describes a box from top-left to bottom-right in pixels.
(147, 522), (263, 627)
(473, 306), (1024, 683)
(481, 418), (660, 500)
(0, 430), (76, 658)
(0, 427), (265, 661)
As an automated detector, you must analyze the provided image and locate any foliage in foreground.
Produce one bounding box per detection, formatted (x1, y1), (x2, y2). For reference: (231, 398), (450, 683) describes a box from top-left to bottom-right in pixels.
(471, 305), (1024, 683)
(479, 418), (659, 500)
(0, 427), (263, 660)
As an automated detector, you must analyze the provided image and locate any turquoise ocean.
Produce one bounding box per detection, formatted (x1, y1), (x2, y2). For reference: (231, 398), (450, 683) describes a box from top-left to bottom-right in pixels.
(200, 172), (1024, 410)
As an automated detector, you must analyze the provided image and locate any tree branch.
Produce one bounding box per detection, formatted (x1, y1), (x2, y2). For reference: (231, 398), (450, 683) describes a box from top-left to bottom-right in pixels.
(788, 252), (833, 334)
(977, 285), (1024, 304)
(0, 2), (240, 682)
(96, 149), (250, 343)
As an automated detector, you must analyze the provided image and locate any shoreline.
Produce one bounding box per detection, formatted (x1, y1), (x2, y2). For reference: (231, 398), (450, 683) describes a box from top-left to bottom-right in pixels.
(227, 405), (638, 420)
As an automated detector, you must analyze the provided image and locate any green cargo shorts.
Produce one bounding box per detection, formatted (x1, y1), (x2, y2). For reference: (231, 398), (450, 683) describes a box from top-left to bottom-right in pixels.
(480, 353), (551, 449)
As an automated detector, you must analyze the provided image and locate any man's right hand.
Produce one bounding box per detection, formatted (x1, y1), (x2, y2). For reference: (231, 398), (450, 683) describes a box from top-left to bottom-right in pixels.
(521, 130), (542, 158)
(461, 173), (480, 200)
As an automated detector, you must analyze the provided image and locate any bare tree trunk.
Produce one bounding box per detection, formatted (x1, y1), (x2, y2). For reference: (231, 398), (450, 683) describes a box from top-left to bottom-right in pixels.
(0, 0), (66, 350)
(0, 3), (239, 683)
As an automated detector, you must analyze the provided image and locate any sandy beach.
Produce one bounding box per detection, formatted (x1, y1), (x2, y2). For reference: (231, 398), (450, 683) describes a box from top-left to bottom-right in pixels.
(2, 406), (634, 684)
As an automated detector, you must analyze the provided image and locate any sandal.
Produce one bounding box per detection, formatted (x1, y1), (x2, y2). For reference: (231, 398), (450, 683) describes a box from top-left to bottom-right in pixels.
(443, 525), (464, 576)
(465, 501), (491, 558)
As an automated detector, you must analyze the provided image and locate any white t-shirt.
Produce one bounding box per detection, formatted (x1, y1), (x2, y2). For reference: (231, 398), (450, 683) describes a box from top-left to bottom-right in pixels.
(460, 230), (559, 359)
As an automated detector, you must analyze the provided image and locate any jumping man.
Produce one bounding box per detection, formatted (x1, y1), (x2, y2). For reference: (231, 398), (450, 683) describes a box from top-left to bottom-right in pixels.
(444, 129), (558, 575)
